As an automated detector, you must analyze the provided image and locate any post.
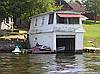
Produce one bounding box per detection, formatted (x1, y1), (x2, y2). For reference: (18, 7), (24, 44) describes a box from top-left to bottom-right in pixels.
(94, 0), (96, 23)
(11, 16), (14, 32)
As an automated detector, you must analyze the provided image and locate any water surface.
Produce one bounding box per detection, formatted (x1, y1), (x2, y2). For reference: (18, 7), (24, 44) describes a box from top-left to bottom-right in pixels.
(0, 53), (100, 74)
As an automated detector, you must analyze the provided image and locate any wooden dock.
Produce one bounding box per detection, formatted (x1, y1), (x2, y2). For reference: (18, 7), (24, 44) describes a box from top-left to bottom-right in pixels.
(83, 47), (100, 53)
(27, 50), (56, 54)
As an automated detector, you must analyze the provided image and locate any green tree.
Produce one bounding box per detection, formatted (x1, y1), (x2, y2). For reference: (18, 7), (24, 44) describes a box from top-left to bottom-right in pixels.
(0, 0), (59, 25)
(0, 0), (8, 22)
(82, 0), (100, 22)
(21, 0), (60, 20)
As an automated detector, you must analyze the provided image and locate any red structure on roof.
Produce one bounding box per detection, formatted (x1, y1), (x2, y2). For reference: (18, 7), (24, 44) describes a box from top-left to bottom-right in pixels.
(55, 0), (85, 13)
(57, 14), (83, 18)
(69, 3), (85, 13)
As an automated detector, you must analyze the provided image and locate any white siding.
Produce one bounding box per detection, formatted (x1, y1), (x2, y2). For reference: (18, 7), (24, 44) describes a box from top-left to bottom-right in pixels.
(29, 33), (56, 50)
(29, 18), (35, 33)
(75, 32), (84, 50)
(29, 34), (34, 48)
(33, 14), (49, 27)
(1, 17), (13, 30)
(29, 14), (53, 34)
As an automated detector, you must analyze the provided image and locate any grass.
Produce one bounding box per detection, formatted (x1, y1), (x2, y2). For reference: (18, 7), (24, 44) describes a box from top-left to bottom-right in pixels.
(83, 20), (100, 47)
(0, 29), (27, 41)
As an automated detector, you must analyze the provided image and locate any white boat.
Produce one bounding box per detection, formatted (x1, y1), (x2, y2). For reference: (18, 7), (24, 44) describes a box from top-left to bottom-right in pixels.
(12, 46), (21, 53)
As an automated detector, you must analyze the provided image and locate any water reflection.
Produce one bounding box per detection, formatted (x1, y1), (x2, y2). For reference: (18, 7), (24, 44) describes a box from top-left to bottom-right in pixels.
(0, 53), (31, 74)
(83, 53), (100, 72)
(47, 54), (85, 74)
(0, 53), (100, 74)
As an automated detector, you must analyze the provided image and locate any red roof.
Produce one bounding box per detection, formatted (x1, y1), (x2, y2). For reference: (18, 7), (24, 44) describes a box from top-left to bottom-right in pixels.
(69, 3), (85, 12)
(57, 14), (84, 18)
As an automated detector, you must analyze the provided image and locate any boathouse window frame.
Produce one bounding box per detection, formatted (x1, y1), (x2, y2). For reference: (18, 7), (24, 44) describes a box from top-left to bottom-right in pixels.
(69, 17), (79, 24)
(48, 13), (54, 24)
(56, 13), (80, 24)
(57, 15), (69, 24)
(35, 18), (37, 26)
(41, 16), (45, 26)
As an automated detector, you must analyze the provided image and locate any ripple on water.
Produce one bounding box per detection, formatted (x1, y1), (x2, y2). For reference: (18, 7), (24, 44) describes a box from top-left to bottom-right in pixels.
(0, 53), (100, 74)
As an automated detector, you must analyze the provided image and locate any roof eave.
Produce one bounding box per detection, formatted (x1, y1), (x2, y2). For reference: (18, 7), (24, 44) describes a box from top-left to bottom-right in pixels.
(29, 10), (81, 19)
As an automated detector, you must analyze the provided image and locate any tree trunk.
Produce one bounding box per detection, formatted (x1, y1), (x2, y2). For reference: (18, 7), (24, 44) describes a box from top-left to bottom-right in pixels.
(94, 0), (97, 23)
(0, 19), (2, 30)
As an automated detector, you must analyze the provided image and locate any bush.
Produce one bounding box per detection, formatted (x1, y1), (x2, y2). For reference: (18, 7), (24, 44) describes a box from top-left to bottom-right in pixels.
(83, 20), (100, 25)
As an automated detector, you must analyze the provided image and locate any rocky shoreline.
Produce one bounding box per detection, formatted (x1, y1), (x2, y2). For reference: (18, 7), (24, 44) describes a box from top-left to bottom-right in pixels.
(0, 38), (26, 53)
(0, 41), (15, 52)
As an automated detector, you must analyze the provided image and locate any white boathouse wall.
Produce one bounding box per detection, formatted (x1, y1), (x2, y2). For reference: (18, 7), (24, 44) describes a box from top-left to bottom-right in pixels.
(29, 11), (85, 52)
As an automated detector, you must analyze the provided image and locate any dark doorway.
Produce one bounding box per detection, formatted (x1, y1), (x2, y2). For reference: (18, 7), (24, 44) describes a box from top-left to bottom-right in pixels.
(56, 36), (75, 53)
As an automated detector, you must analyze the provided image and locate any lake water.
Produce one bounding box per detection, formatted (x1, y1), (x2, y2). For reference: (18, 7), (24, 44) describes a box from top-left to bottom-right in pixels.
(0, 53), (100, 74)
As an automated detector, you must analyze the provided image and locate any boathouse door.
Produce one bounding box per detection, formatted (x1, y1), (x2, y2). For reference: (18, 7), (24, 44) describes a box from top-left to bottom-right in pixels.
(56, 35), (75, 52)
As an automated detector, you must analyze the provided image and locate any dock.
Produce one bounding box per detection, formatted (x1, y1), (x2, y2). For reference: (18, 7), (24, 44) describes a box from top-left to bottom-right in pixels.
(27, 50), (56, 54)
(83, 47), (100, 53)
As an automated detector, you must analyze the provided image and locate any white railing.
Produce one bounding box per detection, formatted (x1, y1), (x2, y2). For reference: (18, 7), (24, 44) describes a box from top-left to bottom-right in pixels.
(53, 24), (81, 32)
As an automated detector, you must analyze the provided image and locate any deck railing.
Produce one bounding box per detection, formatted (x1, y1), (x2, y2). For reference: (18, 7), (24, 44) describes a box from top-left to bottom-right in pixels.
(29, 24), (83, 34)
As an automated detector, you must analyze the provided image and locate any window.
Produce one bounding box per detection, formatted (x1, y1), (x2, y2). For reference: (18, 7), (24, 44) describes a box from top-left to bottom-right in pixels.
(48, 13), (54, 24)
(6, 17), (9, 23)
(69, 17), (79, 24)
(57, 16), (79, 24)
(57, 13), (80, 24)
(35, 18), (37, 26)
(69, 18), (74, 24)
(41, 16), (45, 25)
(57, 15), (68, 24)
(74, 17), (79, 24)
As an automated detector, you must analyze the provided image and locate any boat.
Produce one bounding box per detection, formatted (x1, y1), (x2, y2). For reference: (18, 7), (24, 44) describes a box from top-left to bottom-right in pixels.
(12, 45), (21, 53)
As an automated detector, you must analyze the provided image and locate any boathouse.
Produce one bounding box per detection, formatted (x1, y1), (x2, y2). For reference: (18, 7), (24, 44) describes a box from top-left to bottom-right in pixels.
(28, 10), (86, 53)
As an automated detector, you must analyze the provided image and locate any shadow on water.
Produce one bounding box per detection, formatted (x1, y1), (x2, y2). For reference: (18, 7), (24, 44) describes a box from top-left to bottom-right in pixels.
(56, 53), (75, 65)
(0, 53), (100, 74)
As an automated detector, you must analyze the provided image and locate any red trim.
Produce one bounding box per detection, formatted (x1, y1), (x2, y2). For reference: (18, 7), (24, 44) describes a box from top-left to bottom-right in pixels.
(57, 14), (83, 18)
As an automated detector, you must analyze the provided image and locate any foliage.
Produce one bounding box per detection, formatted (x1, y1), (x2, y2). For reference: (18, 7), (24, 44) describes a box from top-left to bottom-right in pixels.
(82, 0), (100, 15)
(83, 20), (100, 25)
(0, 0), (9, 21)
(0, 0), (59, 21)
(21, 0), (60, 20)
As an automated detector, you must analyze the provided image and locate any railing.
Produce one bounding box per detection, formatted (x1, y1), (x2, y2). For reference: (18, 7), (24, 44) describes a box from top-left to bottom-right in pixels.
(53, 24), (81, 32)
